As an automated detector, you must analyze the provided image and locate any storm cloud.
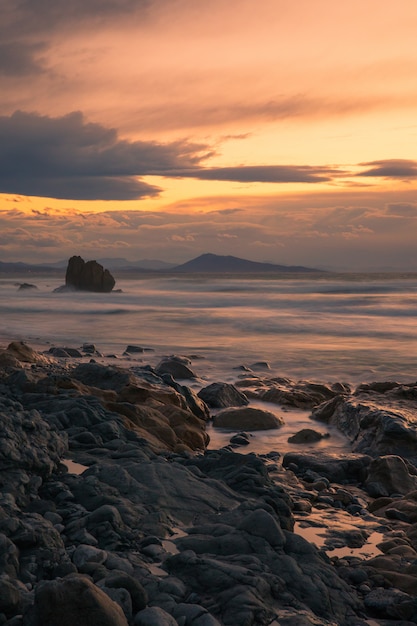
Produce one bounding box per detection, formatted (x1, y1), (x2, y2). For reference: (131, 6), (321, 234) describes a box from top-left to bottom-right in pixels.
(0, 111), (208, 199)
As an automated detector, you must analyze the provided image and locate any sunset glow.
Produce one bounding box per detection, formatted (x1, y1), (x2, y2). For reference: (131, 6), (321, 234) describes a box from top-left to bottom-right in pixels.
(1, 0), (417, 269)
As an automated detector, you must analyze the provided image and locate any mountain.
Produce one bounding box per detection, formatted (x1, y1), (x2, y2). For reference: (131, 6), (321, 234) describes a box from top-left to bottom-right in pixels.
(170, 253), (324, 273)
(0, 254), (323, 275)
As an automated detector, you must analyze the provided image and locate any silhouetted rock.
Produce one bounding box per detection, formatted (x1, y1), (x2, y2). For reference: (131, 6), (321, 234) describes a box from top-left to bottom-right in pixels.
(64, 256), (116, 292)
(17, 282), (37, 291)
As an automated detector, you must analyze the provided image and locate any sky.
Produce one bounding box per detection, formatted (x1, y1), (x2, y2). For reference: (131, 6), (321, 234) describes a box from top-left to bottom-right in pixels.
(1, 0), (417, 270)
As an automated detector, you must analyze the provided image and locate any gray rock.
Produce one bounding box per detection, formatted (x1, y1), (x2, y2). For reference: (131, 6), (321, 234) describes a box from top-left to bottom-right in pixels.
(237, 508), (286, 547)
(72, 545), (108, 568)
(34, 574), (129, 626)
(312, 393), (417, 459)
(365, 455), (417, 497)
(197, 383), (249, 408)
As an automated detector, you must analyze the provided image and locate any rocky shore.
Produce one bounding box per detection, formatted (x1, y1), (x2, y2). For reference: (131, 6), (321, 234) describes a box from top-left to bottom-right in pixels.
(1, 341), (417, 625)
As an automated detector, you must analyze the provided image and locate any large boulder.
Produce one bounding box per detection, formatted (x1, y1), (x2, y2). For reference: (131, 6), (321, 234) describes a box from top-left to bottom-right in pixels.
(33, 574), (129, 626)
(65, 256), (115, 292)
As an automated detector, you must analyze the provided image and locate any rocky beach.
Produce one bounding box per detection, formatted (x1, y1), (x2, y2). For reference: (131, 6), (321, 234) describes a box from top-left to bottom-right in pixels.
(1, 340), (417, 625)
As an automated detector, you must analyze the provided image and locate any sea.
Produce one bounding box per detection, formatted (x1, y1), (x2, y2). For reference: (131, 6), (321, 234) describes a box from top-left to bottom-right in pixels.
(1, 271), (417, 386)
(2, 271), (417, 456)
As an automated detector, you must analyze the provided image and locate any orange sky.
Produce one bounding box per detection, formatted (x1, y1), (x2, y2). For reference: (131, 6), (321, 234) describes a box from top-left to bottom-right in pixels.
(1, 0), (417, 269)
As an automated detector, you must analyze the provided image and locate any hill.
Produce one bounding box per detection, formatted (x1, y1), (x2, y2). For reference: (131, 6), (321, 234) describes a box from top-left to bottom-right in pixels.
(170, 253), (323, 273)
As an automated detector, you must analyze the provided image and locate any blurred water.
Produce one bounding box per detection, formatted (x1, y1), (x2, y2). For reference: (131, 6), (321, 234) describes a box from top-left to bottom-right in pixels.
(1, 272), (417, 384)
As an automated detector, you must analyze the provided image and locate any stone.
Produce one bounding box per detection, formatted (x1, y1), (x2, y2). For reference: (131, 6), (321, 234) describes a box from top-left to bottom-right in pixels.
(34, 574), (129, 626)
(287, 429), (328, 444)
(213, 406), (284, 430)
(155, 358), (196, 379)
(102, 572), (147, 613)
(72, 545), (108, 568)
(17, 283), (37, 290)
(133, 606), (178, 626)
(365, 455), (417, 497)
(197, 382), (249, 408)
(312, 393), (417, 459)
(237, 508), (286, 547)
(64, 256), (115, 292)
(124, 345), (145, 354)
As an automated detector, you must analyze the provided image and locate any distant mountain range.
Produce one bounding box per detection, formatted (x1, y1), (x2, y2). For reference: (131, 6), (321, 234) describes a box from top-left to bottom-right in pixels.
(170, 253), (322, 273)
(0, 253), (323, 275)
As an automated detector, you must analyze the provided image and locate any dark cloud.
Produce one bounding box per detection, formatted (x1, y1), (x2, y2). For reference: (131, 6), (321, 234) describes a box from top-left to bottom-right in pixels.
(170, 165), (341, 184)
(0, 110), (208, 200)
(0, 42), (46, 76)
(359, 159), (417, 178)
(0, 0), (150, 79)
(3, 0), (148, 36)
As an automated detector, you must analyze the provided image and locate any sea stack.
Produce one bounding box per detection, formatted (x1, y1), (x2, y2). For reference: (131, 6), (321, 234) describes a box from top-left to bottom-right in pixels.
(65, 255), (116, 292)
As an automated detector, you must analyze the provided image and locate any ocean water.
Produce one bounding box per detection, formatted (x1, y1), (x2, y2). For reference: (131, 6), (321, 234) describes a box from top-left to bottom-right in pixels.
(1, 272), (417, 385)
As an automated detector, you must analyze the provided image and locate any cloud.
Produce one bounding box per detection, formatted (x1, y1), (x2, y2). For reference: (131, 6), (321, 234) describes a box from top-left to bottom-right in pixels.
(0, 110), (351, 200)
(0, 110), (208, 199)
(173, 165), (342, 184)
(358, 159), (417, 179)
(386, 202), (417, 217)
(0, 42), (47, 76)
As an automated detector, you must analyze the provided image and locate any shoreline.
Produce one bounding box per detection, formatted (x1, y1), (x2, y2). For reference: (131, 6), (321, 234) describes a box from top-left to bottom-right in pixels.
(1, 339), (417, 625)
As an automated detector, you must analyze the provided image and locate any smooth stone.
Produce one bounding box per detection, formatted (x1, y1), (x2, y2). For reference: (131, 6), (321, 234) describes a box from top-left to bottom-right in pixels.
(287, 428), (328, 444)
(213, 407), (284, 430)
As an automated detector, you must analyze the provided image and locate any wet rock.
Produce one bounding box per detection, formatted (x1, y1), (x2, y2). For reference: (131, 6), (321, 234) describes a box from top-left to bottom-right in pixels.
(197, 382), (249, 408)
(124, 345), (145, 354)
(282, 451), (371, 483)
(48, 347), (83, 358)
(229, 432), (251, 446)
(261, 380), (341, 409)
(288, 429), (328, 444)
(64, 256), (116, 293)
(2, 341), (48, 364)
(213, 407), (284, 430)
(155, 358), (196, 380)
(365, 456), (417, 497)
(312, 394), (417, 459)
(17, 283), (37, 291)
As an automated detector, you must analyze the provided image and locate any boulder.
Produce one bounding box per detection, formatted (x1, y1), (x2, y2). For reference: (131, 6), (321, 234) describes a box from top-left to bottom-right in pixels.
(212, 406), (284, 430)
(155, 357), (196, 379)
(365, 455), (417, 497)
(34, 574), (129, 626)
(288, 429), (328, 444)
(64, 256), (115, 292)
(197, 382), (249, 408)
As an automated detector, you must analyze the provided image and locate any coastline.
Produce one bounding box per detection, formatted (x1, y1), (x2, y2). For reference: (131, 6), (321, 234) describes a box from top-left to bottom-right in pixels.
(1, 339), (417, 624)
